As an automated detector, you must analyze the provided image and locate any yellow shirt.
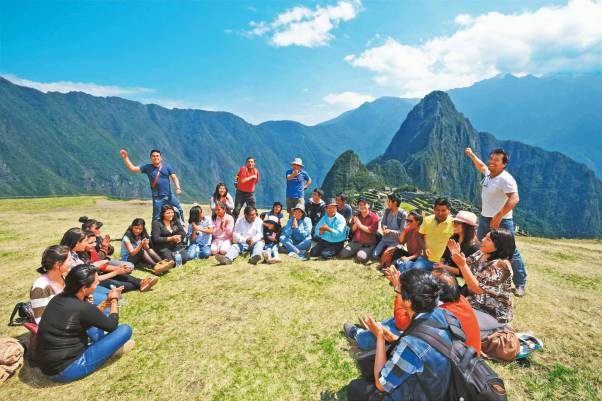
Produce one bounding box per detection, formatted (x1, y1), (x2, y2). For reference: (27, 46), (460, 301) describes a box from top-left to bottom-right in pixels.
(419, 215), (454, 262)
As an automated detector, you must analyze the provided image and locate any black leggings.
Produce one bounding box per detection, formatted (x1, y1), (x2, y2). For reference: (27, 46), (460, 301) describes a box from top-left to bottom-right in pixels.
(99, 274), (141, 292)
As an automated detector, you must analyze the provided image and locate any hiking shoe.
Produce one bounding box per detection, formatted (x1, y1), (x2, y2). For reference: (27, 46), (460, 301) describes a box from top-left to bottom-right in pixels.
(140, 277), (159, 292)
(514, 286), (526, 297)
(262, 250), (270, 263)
(343, 323), (358, 340)
(153, 260), (175, 274)
(249, 254), (261, 265)
(215, 254), (232, 265)
(114, 340), (136, 357)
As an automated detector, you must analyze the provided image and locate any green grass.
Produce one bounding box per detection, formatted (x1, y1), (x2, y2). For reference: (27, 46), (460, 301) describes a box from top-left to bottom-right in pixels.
(0, 197), (601, 400)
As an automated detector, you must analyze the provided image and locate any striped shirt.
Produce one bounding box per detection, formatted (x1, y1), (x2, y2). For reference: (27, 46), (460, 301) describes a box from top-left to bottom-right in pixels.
(29, 275), (64, 324)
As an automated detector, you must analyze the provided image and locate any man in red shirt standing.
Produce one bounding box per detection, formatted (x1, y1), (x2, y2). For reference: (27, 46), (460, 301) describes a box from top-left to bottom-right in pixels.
(233, 156), (260, 221)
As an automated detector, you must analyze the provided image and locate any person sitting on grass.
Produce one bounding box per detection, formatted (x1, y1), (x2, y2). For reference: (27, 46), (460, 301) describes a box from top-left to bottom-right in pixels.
(310, 199), (347, 260)
(280, 204), (312, 260)
(211, 202), (235, 256)
(305, 188), (326, 232)
(372, 193), (407, 262)
(346, 269), (459, 401)
(215, 206), (264, 265)
(36, 264), (134, 382)
(260, 201), (284, 225)
(30, 245), (72, 324)
(60, 228), (110, 304)
(185, 204), (214, 260)
(81, 231), (157, 293)
(210, 182), (234, 218)
(262, 216), (282, 264)
(335, 192), (354, 227)
(151, 204), (187, 266)
(339, 197), (379, 264)
(121, 218), (168, 273)
(448, 228), (515, 337)
(392, 210), (424, 270)
(438, 211), (480, 275)
(79, 216), (114, 260)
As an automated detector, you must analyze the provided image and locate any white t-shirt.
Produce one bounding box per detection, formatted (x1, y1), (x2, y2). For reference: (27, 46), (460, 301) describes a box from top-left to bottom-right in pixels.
(481, 168), (518, 219)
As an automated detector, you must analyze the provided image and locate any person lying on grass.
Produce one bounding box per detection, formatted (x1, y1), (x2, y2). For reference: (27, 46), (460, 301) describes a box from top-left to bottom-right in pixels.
(346, 269), (460, 401)
(80, 231), (157, 293)
(449, 228), (515, 337)
(36, 264), (134, 382)
(121, 218), (168, 273)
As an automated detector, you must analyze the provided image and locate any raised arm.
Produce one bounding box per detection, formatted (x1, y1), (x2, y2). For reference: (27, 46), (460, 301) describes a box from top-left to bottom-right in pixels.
(465, 147), (487, 174)
(119, 149), (141, 173)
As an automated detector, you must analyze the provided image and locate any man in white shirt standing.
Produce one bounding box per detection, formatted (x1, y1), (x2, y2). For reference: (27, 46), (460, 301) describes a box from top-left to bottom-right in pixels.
(465, 147), (527, 296)
(216, 206), (264, 265)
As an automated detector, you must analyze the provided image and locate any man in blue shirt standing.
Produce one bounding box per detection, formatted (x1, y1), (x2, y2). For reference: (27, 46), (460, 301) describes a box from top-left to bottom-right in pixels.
(309, 198), (347, 259)
(120, 148), (184, 224)
(285, 158), (312, 216)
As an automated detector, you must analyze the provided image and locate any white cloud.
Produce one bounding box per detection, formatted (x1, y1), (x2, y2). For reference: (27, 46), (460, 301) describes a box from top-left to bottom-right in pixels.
(247, 0), (362, 47)
(345, 0), (602, 97)
(323, 91), (374, 108)
(2, 74), (153, 97)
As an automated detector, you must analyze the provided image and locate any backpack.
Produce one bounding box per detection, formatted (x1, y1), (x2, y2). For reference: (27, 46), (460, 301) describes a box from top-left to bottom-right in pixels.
(406, 314), (508, 401)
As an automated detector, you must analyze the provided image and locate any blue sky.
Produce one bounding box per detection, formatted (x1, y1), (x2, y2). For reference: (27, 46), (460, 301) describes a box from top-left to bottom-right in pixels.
(2, 0), (599, 124)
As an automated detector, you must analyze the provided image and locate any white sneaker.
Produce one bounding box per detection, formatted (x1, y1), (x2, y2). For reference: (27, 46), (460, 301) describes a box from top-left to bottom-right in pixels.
(262, 250), (270, 263)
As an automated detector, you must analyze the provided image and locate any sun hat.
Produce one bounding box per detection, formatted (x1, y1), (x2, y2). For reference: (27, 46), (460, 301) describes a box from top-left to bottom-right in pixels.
(290, 158), (304, 167)
(292, 203), (306, 214)
(265, 215), (280, 226)
(453, 210), (478, 227)
(326, 198), (337, 207)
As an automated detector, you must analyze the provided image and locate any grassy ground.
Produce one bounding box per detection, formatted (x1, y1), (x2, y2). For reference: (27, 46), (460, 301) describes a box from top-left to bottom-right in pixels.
(0, 196), (600, 401)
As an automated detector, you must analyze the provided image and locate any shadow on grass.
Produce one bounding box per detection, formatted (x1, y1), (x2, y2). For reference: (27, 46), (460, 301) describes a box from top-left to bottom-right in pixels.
(320, 384), (349, 401)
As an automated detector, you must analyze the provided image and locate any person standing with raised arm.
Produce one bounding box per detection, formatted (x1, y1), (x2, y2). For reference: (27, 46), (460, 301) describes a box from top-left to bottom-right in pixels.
(465, 147), (527, 297)
(119, 148), (184, 224)
(233, 156), (260, 221)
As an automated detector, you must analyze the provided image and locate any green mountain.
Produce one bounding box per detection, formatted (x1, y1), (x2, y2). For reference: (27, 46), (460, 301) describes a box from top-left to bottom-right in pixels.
(323, 92), (602, 238)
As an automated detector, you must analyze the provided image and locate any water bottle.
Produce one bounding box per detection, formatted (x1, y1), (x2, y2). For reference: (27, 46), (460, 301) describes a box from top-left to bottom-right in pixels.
(175, 251), (183, 268)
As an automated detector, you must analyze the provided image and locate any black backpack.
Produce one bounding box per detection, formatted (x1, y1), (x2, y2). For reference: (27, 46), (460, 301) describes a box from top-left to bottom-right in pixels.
(406, 314), (508, 401)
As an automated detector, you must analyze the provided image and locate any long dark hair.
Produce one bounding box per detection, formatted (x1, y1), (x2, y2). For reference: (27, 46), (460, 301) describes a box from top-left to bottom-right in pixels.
(212, 182), (229, 201)
(62, 264), (98, 297)
(124, 218), (149, 241)
(160, 204), (175, 220)
(452, 223), (478, 252)
(60, 228), (86, 250)
(37, 245), (70, 274)
(488, 229), (516, 261)
(188, 205), (203, 224)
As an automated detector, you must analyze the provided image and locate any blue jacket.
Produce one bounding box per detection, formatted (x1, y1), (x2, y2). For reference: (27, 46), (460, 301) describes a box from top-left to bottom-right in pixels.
(314, 212), (347, 243)
(281, 216), (312, 243)
(380, 308), (456, 401)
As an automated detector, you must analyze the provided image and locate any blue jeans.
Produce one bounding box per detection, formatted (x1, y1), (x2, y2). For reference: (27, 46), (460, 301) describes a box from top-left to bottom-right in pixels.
(185, 244), (211, 260)
(477, 216), (527, 287)
(264, 243), (280, 258)
(280, 236), (312, 254)
(152, 193), (184, 224)
(48, 324), (132, 382)
(396, 255), (435, 272)
(225, 241), (264, 261)
(353, 317), (400, 351)
(372, 240), (396, 259)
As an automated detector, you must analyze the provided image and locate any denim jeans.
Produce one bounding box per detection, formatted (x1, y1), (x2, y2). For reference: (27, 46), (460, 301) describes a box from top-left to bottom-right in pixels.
(353, 317), (400, 351)
(372, 240), (396, 259)
(185, 244), (211, 260)
(477, 216), (527, 287)
(264, 243), (280, 258)
(280, 236), (312, 254)
(48, 324), (132, 382)
(152, 193), (184, 224)
(309, 239), (344, 259)
(225, 241), (264, 261)
(396, 255), (435, 272)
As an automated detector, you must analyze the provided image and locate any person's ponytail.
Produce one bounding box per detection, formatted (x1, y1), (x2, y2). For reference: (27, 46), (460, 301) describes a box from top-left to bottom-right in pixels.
(37, 245), (70, 274)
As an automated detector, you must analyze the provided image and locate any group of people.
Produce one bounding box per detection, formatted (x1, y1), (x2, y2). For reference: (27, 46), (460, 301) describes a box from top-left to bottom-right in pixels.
(25, 145), (528, 391)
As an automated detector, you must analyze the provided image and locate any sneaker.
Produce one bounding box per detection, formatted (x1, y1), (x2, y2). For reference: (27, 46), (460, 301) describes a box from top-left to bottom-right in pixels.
(215, 254), (232, 265)
(249, 254), (261, 265)
(153, 260), (175, 274)
(268, 257), (282, 264)
(114, 339), (136, 357)
(140, 277), (159, 292)
(262, 250), (270, 263)
(343, 323), (358, 340)
(288, 252), (297, 257)
(514, 286), (526, 297)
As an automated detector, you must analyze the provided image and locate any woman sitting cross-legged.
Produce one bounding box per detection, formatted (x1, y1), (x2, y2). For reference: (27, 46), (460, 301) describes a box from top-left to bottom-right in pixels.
(449, 228), (515, 337)
(36, 264), (134, 382)
(151, 204), (187, 264)
(121, 218), (171, 274)
(279, 204), (312, 260)
(30, 245), (72, 324)
(185, 205), (214, 260)
(211, 202), (234, 255)
(437, 210), (480, 275)
(80, 231), (157, 293)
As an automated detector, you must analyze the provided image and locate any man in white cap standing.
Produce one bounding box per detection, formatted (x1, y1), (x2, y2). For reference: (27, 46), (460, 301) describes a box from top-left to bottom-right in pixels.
(285, 157), (312, 216)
